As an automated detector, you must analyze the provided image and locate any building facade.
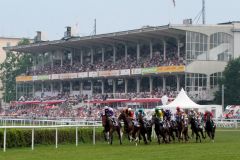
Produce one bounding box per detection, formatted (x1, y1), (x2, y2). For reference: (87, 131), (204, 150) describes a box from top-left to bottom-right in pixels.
(8, 22), (240, 102)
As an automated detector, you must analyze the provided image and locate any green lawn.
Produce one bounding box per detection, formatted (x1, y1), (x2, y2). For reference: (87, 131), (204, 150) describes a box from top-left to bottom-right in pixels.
(0, 130), (240, 160)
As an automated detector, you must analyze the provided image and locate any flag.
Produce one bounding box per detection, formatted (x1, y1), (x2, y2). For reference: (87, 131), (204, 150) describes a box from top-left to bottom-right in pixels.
(172, 0), (176, 7)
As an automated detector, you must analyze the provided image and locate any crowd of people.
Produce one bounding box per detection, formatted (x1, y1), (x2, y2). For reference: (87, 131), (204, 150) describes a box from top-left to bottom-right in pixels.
(27, 53), (185, 76)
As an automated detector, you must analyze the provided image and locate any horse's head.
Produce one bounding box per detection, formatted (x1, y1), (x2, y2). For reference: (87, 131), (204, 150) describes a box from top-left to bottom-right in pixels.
(118, 111), (127, 121)
(102, 114), (107, 126)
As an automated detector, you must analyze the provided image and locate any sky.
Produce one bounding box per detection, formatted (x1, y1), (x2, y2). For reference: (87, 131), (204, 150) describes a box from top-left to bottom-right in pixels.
(0, 0), (239, 40)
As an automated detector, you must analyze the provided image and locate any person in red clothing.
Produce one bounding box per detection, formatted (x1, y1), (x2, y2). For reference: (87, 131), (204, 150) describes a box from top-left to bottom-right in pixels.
(204, 110), (213, 122)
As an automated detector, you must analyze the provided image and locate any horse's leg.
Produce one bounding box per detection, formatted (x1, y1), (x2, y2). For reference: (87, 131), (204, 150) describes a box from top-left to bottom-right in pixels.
(171, 130), (175, 142)
(141, 129), (147, 144)
(117, 127), (122, 145)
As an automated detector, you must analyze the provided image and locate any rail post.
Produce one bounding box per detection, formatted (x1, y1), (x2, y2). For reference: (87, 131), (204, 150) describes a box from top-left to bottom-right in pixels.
(55, 128), (58, 148)
(3, 128), (6, 152)
(76, 127), (78, 147)
(32, 128), (34, 150)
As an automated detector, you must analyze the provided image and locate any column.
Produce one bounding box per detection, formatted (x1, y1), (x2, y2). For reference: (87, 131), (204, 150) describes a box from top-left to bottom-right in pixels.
(90, 80), (93, 96)
(91, 48), (94, 64)
(149, 76), (153, 93)
(60, 81), (63, 93)
(101, 80), (105, 94)
(70, 81), (73, 93)
(70, 50), (73, 66)
(50, 82), (53, 93)
(137, 43), (140, 61)
(32, 82), (35, 97)
(177, 40), (180, 59)
(163, 41), (166, 61)
(206, 74), (210, 91)
(125, 44), (128, 62)
(51, 52), (54, 69)
(112, 79), (116, 95)
(80, 50), (83, 65)
(207, 36), (210, 60)
(41, 82), (44, 93)
(33, 54), (36, 72)
(102, 48), (105, 62)
(136, 78), (140, 93)
(162, 77), (166, 92)
(60, 51), (63, 67)
(176, 75), (180, 92)
(125, 79), (128, 94)
(113, 46), (116, 64)
(150, 41), (153, 59)
(80, 81), (83, 95)
(41, 53), (44, 68)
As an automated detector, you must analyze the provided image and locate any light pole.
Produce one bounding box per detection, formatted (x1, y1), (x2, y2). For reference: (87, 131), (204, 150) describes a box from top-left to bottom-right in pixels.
(222, 84), (224, 112)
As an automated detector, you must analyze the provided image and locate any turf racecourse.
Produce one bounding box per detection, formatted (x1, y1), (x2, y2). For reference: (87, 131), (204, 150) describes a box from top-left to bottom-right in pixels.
(1, 130), (240, 160)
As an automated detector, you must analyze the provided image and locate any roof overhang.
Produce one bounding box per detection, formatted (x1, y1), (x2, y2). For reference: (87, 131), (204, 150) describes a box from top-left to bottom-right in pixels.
(6, 25), (186, 53)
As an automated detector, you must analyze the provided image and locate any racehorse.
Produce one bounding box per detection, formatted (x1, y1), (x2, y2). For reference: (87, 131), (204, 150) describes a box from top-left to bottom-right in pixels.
(118, 111), (141, 146)
(189, 116), (205, 142)
(151, 115), (168, 144)
(176, 114), (189, 142)
(101, 114), (122, 145)
(205, 113), (216, 142)
(137, 113), (149, 144)
(169, 120), (179, 142)
(164, 119), (177, 143)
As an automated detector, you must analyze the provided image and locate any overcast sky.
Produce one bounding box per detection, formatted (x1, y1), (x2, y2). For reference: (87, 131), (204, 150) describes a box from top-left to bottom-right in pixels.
(0, 0), (239, 40)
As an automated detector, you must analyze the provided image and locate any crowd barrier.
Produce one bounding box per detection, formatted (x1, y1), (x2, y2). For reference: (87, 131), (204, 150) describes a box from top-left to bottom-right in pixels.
(0, 123), (102, 152)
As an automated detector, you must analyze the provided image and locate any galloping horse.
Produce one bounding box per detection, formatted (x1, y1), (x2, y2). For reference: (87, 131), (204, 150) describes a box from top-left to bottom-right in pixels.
(189, 116), (205, 143)
(101, 114), (122, 145)
(164, 119), (177, 143)
(118, 111), (140, 146)
(137, 113), (149, 144)
(176, 114), (189, 142)
(205, 113), (216, 142)
(151, 115), (168, 144)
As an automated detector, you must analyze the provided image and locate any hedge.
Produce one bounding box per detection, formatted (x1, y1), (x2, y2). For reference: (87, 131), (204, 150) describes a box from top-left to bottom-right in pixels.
(0, 127), (109, 148)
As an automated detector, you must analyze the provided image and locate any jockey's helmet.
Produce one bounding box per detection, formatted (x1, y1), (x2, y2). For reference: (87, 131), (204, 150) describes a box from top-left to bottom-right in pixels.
(176, 106), (180, 110)
(104, 106), (108, 110)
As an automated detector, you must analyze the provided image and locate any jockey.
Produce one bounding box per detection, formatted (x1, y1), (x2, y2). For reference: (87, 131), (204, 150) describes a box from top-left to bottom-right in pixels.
(135, 108), (146, 118)
(126, 108), (134, 120)
(154, 108), (164, 121)
(104, 106), (117, 125)
(175, 106), (183, 122)
(204, 110), (213, 122)
(164, 109), (172, 121)
(189, 109), (197, 119)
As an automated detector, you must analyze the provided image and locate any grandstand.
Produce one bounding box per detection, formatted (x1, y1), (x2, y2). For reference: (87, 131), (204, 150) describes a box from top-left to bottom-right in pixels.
(6, 22), (240, 104)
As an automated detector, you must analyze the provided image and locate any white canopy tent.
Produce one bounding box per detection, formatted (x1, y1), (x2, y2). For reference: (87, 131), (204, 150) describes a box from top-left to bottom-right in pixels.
(162, 88), (203, 109)
(153, 88), (223, 118)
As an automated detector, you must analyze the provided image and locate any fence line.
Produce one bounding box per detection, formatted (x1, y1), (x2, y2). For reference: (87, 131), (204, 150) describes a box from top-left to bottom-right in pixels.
(0, 124), (102, 152)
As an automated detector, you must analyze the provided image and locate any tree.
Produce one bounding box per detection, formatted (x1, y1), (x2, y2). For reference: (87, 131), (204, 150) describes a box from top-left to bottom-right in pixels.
(214, 57), (240, 106)
(0, 38), (32, 102)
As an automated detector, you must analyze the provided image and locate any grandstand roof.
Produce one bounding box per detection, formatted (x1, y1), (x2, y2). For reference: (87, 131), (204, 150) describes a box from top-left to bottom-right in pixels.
(6, 25), (185, 53)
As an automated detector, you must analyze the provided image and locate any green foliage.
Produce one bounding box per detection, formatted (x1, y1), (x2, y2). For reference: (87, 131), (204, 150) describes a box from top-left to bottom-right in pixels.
(215, 57), (240, 106)
(0, 128), (105, 148)
(0, 38), (32, 102)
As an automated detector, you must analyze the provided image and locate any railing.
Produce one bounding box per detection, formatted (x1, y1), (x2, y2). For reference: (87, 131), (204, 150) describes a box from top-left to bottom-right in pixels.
(0, 118), (102, 126)
(0, 123), (102, 152)
(214, 119), (240, 128)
